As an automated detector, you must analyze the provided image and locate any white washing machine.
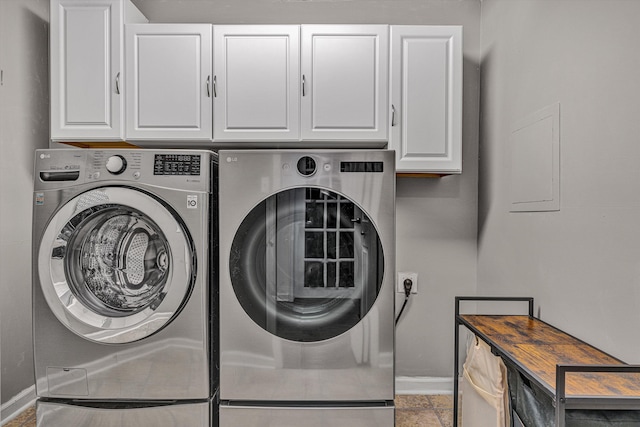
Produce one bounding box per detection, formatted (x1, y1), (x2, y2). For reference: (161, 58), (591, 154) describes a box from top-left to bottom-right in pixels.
(218, 150), (395, 426)
(32, 149), (218, 426)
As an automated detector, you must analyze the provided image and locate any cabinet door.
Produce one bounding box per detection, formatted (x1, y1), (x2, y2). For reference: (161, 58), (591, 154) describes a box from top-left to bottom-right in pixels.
(50, 0), (124, 141)
(301, 25), (388, 142)
(389, 26), (462, 174)
(213, 26), (300, 142)
(126, 24), (212, 141)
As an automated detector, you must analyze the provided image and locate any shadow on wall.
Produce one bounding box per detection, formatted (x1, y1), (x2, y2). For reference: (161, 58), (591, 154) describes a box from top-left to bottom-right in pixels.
(23, 4), (50, 156)
(0, 0), (49, 409)
(397, 175), (461, 199)
(477, 46), (494, 240)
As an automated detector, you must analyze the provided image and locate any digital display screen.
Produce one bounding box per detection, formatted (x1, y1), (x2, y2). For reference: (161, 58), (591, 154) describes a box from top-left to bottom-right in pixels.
(340, 162), (384, 173)
(154, 154), (201, 176)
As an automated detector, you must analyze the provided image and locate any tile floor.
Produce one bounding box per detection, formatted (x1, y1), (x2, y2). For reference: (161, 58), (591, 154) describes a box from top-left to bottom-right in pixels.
(395, 394), (455, 427)
(3, 395), (455, 427)
(3, 405), (35, 427)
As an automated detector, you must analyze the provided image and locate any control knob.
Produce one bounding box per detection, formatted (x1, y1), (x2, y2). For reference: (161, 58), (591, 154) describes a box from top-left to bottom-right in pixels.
(106, 155), (127, 175)
(297, 156), (316, 176)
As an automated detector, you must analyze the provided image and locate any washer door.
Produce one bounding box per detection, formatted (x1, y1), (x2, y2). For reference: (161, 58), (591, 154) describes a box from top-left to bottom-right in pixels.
(39, 187), (195, 344)
(230, 187), (384, 342)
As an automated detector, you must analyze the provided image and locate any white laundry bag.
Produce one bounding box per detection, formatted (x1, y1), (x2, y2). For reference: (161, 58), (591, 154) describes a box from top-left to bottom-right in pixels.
(461, 336), (511, 427)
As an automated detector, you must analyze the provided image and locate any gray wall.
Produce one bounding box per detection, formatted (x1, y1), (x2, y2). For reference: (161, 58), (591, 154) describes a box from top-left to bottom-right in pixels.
(0, 0), (49, 407)
(478, 0), (640, 363)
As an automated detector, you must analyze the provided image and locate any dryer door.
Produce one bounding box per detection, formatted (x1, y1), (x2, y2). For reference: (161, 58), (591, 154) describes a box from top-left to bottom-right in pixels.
(230, 187), (384, 342)
(38, 187), (195, 344)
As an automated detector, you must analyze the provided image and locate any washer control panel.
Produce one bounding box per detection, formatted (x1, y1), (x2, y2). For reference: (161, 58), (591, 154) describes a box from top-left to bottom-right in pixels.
(35, 149), (211, 194)
(153, 154), (201, 176)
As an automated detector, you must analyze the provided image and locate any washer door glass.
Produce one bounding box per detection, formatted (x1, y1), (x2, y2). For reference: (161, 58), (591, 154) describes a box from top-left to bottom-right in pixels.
(64, 205), (170, 316)
(39, 187), (195, 344)
(230, 187), (384, 342)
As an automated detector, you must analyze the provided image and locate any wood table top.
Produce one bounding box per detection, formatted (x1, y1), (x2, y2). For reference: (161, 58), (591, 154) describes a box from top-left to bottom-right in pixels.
(458, 315), (640, 398)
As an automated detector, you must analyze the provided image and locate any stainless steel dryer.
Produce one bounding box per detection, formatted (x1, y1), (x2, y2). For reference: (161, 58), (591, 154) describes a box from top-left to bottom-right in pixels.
(218, 150), (395, 426)
(32, 149), (218, 426)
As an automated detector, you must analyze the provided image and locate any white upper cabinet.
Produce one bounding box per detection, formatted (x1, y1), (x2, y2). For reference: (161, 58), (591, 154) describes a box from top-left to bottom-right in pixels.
(126, 24), (213, 141)
(389, 26), (462, 174)
(213, 26), (300, 142)
(51, 13), (461, 152)
(50, 0), (146, 141)
(300, 25), (389, 142)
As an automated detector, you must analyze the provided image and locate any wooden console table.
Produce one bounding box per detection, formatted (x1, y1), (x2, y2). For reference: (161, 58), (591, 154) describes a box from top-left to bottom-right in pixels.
(453, 297), (640, 427)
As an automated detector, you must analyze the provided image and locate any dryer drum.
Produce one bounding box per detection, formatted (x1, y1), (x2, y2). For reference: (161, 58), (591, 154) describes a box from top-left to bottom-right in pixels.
(63, 205), (171, 316)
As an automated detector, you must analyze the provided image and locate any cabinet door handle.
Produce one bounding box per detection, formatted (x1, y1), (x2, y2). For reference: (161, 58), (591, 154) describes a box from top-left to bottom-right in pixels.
(206, 75), (211, 97)
(391, 104), (397, 126)
(115, 72), (121, 95)
(213, 75), (217, 97)
(302, 74), (306, 97)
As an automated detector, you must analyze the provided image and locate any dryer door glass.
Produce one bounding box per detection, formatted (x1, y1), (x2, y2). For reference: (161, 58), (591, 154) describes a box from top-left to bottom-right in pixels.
(230, 187), (384, 342)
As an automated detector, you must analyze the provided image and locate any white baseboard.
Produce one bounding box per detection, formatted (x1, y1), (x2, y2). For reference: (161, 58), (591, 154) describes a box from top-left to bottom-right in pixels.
(395, 376), (453, 395)
(1, 385), (36, 426)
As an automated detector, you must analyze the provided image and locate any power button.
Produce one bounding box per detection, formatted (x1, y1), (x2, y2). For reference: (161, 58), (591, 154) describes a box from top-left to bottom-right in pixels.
(297, 156), (316, 176)
(187, 195), (198, 209)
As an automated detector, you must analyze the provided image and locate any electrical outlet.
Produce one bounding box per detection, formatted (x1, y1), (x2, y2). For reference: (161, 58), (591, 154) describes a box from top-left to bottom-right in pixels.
(397, 272), (418, 294)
